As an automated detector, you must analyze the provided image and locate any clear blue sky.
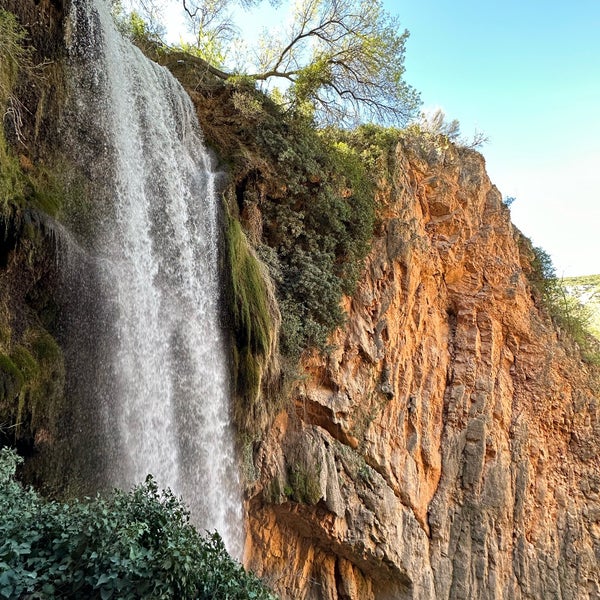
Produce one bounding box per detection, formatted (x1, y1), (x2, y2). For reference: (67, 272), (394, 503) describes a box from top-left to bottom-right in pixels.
(160, 0), (599, 276)
(390, 0), (600, 276)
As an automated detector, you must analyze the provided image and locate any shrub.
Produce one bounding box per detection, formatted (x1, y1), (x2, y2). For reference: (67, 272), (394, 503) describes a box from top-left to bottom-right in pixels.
(529, 245), (600, 365)
(255, 119), (376, 357)
(0, 447), (277, 600)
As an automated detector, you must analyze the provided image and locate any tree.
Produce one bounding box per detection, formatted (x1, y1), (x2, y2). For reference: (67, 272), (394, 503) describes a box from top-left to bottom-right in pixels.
(247, 0), (420, 125)
(116, 0), (420, 126)
(418, 108), (489, 149)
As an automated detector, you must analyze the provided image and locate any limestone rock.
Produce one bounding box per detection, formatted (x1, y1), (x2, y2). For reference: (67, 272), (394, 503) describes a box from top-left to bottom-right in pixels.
(245, 137), (600, 599)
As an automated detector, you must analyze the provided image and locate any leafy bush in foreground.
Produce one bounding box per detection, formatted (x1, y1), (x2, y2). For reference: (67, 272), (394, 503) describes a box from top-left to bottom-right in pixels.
(0, 448), (276, 600)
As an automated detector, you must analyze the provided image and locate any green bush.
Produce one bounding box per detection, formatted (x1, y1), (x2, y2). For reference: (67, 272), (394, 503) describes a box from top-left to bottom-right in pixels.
(254, 118), (376, 357)
(529, 245), (600, 365)
(0, 447), (277, 600)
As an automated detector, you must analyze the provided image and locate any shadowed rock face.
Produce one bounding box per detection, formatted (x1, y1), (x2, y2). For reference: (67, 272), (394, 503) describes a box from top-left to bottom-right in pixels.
(244, 137), (600, 599)
(1, 0), (65, 63)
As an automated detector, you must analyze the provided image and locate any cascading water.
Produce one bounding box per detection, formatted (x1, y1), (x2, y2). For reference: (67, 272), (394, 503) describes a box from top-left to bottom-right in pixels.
(61, 0), (242, 555)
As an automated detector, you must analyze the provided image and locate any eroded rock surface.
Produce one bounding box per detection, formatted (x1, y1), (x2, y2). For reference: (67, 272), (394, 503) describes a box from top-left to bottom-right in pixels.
(244, 138), (600, 599)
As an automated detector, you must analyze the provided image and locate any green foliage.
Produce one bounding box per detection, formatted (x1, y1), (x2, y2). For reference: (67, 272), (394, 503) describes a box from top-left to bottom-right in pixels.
(177, 38), (226, 67)
(248, 117), (375, 357)
(0, 9), (32, 108)
(0, 10), (65, 219)
(529, 246), (558, 298)
(562, 274), (600, 339)
(0, 326), (65, 444)
(0, 354), (24, 403)
(0, 447), (277, 600)
(324, 123), (401, 183)
(251, 0), (420, 125)
(0, 127), (25, 214)
(121, 0), (420, 126)
(111, 4), (167, 53)
(529, 246), (600, 365)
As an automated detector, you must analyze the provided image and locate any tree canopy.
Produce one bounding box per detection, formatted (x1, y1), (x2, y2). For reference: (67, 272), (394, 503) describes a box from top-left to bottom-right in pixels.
(114, 0), (420, 126)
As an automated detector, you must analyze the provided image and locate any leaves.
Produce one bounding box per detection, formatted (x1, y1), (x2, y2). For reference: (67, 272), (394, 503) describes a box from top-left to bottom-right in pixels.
(0, 448), (277, 599)
(115, 0), (420, 125)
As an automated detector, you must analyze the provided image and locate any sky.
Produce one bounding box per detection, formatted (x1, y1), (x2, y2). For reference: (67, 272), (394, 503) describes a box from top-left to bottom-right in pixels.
(386, 0), (600, 277)
(158, 0), (600, 277)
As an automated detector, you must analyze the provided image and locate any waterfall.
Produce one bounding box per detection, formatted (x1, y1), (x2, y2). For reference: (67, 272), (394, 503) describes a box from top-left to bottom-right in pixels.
(61, 0), (242, 555)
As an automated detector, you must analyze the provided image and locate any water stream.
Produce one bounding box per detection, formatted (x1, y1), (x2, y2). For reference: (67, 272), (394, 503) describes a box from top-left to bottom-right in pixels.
(62, 0), (242, 555)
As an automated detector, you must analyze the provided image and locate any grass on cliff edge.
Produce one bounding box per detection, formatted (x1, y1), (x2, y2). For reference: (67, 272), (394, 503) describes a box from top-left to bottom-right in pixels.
(528, 245), (600, 364)
(0, 448), (277, 600)
(561, 274), (600, 340)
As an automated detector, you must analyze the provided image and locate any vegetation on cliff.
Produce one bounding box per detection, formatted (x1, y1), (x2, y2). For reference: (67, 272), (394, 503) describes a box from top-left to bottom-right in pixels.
(114, 0), (420, 126)
(562, 274), (600, 339)
(0, 8), (66, 478)
(149, 49), (381, 437)
(523, 242), (600, 364)
(224, 208), (281, 435)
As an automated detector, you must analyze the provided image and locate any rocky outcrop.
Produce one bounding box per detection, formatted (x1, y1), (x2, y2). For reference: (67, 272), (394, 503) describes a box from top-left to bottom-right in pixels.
(244, 136), (600, 599)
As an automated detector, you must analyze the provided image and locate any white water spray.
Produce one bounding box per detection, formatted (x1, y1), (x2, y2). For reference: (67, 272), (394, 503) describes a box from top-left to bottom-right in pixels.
(64, 0), (242, 555)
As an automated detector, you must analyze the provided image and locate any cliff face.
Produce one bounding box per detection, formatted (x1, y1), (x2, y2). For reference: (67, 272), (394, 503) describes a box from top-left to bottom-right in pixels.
(2, 4), (599, 596)
(244, 136), (600, 599)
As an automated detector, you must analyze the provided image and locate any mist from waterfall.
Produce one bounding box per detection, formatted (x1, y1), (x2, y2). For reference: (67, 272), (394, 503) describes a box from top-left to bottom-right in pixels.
(62, 0), (242, 556)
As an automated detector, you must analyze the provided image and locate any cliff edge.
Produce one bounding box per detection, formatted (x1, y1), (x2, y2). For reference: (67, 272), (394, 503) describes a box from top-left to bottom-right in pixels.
(243, 135), (600, 599)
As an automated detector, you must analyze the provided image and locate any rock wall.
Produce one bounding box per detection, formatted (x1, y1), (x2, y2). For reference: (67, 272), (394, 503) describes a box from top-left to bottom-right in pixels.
(2, 4), (599, 595)
(244, 136), (600, 599)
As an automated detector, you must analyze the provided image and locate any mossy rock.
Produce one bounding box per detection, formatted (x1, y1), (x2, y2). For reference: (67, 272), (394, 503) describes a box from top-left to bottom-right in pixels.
(0, 352), (24, 402)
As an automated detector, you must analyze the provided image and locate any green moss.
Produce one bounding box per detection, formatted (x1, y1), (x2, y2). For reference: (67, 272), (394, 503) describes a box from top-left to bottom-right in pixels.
(225, 210), (280, 437)
(0, 9), (31, 106)
(0, 10), (68, 221)
(0, 324), (65, 443)
(10, 345), (39, 380)
(0, 132), (25, 211)
(227, 215), (274, 359)
(28, 329), (62, 365)
(0, 352), (24, 401)
(263, 476), (284, 504)
(286, 462), (322, 505)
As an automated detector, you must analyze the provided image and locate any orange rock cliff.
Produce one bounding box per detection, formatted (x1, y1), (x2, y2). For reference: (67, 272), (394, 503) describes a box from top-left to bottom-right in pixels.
(242, 138), (600, 599)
